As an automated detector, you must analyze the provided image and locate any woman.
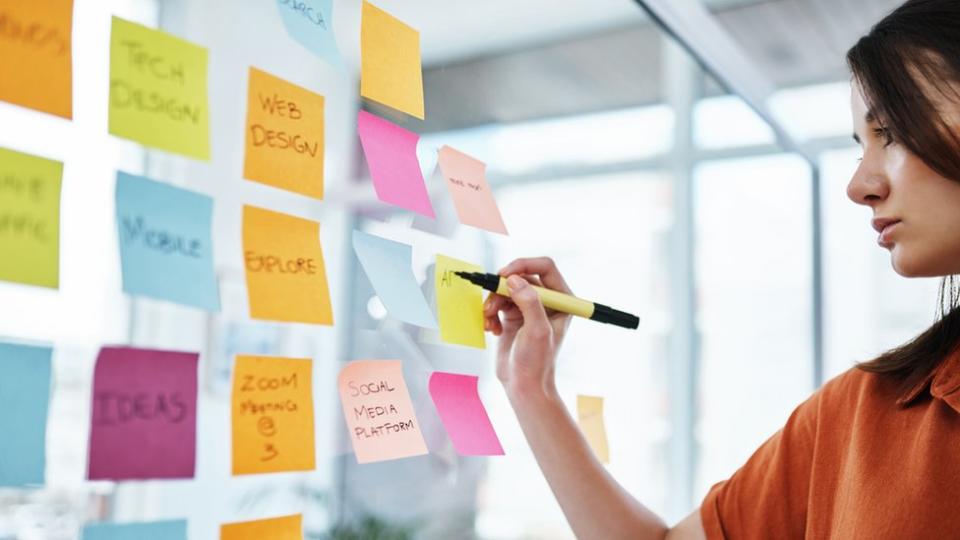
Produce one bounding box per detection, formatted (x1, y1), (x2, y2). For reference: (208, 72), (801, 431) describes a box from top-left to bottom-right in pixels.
(483, 1), (960, 538)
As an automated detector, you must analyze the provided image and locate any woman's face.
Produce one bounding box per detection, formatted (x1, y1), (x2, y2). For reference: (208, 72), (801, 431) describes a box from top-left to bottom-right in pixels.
(847, 81), (960, 277)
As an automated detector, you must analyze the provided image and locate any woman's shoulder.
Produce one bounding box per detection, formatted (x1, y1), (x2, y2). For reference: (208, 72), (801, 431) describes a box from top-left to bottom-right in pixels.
(806, 365), (905, 419)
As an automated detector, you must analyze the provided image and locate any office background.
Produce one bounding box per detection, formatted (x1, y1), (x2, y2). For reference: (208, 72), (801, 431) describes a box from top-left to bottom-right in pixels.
(0, 0), (939, 538)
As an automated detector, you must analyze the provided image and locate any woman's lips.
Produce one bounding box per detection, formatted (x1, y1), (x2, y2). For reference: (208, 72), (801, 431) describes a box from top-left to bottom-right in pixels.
(877, 221), (901, 247)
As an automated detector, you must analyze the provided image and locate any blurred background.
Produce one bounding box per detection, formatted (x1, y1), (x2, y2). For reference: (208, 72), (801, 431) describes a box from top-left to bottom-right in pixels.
(0, 0), (941, 538)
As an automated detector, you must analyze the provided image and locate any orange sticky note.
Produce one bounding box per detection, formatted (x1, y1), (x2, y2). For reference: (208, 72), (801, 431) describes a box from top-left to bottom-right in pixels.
(221, 514), (302, 540)
(437, 146), (508, 235)
(231, 355), (315, 475)
(337, 360), (428, 464)
(242, 205), (334, 325)
(0, 0), (73, 118)
(360, 1), (424, 119)
(244, 67), (325, 199)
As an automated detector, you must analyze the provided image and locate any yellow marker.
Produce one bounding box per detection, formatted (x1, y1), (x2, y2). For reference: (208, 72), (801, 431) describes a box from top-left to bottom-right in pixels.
(456, 272), (640, 329)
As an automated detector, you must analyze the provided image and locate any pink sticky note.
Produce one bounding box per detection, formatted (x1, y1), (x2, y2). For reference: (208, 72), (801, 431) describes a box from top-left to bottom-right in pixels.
(87, 347), (198, 480)
(437, 145), (508, 235)
(337, 359), (428, 464)
(428, 372), (504, 456)
(357, 110), (435, 218)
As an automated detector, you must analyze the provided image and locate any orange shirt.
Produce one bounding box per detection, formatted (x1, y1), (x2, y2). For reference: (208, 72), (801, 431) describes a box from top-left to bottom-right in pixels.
(701, 347), (960, 539)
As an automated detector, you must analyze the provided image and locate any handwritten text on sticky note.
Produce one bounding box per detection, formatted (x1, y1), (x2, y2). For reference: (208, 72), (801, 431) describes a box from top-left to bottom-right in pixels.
(338, 360), (427, 464)
(360, 1), (424, 119)
(0, 342), (52, 487)
(438, 145), (508, 235)
(232, 355), (315, 475)
(357, 110), (434, 218)
(244, 67), (325, 199)
(276, 0), (341, 66)
(435, 254), (485, 349)
(221, 514), (302, 540)
(429, 372), (504, 456)
(87, 347), (198, 480)
(115, 172), (219, 310)
(0, 0), (73, 118)
(242, 205), (333, 325)
(109, 16), (209, 159)
(0, 147), (62, 289)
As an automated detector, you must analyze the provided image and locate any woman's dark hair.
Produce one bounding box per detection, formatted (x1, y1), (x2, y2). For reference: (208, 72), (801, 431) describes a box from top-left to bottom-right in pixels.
(847, 0), (960, 386)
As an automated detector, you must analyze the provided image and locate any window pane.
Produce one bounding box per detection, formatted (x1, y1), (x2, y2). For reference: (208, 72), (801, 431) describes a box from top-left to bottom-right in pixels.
(693, 154), (814, 500)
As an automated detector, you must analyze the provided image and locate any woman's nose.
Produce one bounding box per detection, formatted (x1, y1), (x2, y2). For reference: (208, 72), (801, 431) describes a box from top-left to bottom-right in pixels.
(846, 158), (889, 207)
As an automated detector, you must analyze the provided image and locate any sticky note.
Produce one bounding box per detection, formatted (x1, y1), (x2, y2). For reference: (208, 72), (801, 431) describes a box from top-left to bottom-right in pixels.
(221, 514), (302, 540)
(428, 372), (504, 456)
(0, 147), (62, 289)
(0, 0), (73, 118)
(352, 231), (436, 328)
(0, 343), (52, 487)
(242, 205), (333, 325)
(437, 146), (508, 235)
(360, 1), (424, 119)
(115, 172), (219, 310)
(87, 347), (198, 480)
(232, 355), (315, 475)
(337, 360), (427, 464)
(357, 110), (434, 218)
(244, 67), (325, 199)
(109, 16), (209, 160)
(82, 520), (188, 540)
(276, 0), (341, 66)
(577, 395), (609, 463)
(435, 254), (485, 349)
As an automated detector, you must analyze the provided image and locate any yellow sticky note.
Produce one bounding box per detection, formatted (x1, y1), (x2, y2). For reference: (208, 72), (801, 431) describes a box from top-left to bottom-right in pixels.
(0, 147), (63, 288)
(360, 1), (424, 120)
(109, 16), (210, 160)
(242, 205), (334, 325)
(231, 355), (314, 475)
(0, 0), (73, 118)
(221, 514), (302, 540)
(577, 395), (610, 464)
(244, 67), (325, 199)
(337, 359), (428, 464)
(435, 254), (485, 349)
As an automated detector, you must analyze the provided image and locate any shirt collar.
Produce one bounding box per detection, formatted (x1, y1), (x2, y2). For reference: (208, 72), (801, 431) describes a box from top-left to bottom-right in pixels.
(896, 345), (960, 413)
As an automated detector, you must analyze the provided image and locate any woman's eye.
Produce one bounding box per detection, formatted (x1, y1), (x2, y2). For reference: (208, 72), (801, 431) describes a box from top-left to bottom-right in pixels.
(874, 127), (895, 147)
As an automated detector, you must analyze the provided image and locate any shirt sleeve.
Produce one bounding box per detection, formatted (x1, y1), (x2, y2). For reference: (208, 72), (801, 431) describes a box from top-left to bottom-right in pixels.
(700, 387), (823, 540)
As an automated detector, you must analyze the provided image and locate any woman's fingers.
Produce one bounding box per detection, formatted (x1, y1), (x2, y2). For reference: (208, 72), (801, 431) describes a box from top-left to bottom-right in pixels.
(498, 257), (572, 295)
(506, 275), (551, 339)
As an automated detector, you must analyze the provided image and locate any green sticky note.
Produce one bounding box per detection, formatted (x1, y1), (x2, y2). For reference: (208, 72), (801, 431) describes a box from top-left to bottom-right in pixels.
(0, 147), (62, 289)
(108, 16), (210, 160)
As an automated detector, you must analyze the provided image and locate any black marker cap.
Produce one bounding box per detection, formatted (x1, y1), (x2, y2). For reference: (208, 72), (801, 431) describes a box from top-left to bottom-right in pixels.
(590, 303), (640, 329)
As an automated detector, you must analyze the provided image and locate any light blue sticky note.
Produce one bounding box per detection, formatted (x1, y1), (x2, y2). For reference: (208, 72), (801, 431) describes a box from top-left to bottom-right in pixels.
(0, 342), (52, 487)
(277, 0), (343, 67)
(82, 520), (188, 540)
(352, 230), (437, 328)
(115, 172), (220, 311)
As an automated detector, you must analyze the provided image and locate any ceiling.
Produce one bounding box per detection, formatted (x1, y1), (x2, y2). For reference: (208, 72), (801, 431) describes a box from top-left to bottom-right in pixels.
(369, 0), (906, 133)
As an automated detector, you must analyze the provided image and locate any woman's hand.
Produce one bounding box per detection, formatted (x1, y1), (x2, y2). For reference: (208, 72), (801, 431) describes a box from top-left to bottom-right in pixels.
(483, 257), (574, 400)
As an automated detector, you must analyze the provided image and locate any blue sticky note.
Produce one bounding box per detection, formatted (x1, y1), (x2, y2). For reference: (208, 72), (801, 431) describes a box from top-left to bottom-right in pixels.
(0, 342), (52, 487)
(277, 0), (342, 66)
(82, 520), (188, 540)
(352, 230), (437, 328)
(115, 172), (220, 311)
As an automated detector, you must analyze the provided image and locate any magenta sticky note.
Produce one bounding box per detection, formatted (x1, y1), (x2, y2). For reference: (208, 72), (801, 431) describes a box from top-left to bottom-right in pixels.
(428, 372), (504, 456)
(357, 110), (435, 218)
(87, 347), (198, 480)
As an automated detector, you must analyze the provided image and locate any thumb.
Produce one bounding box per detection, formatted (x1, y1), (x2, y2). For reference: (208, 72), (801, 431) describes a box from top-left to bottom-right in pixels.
(507, 275), (550, 337)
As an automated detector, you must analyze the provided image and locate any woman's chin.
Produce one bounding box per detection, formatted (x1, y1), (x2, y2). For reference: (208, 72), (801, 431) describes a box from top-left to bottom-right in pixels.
(889, 245), (946, 278)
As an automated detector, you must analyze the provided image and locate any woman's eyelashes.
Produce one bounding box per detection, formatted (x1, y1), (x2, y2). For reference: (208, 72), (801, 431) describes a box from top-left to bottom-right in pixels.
(874, 126), (895, 147)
